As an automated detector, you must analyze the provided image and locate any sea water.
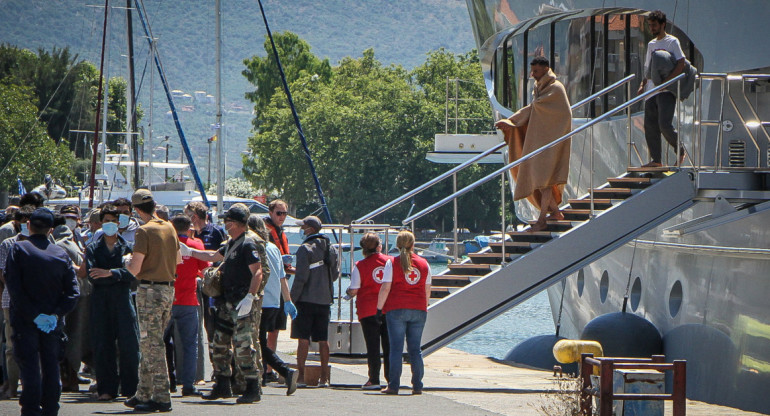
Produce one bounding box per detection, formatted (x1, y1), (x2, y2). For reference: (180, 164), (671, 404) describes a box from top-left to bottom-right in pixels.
(331, 261), (555, 360)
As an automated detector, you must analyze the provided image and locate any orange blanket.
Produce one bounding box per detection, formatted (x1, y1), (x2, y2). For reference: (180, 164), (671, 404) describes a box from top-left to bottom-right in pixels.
(500, 69), (572, 208)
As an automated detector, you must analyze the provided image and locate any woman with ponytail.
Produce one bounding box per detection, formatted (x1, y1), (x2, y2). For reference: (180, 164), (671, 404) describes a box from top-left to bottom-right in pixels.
(376, 230), (432, 395)
(345, 232), (391, 390)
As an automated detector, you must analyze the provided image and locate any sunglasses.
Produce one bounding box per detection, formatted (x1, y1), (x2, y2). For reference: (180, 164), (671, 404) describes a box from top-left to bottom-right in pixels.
(275, 211), (288, 216)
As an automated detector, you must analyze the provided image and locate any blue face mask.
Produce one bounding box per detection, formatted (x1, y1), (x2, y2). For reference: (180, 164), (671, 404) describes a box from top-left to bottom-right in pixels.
(102, 222), (119, 237)
(118, 214), (130, 229)
(20, 223), (30, 237)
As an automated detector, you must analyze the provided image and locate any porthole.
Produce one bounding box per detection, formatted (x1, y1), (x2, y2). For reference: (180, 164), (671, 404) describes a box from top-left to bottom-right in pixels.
(577, 269), (585, 297)
(669, 280), (683, 318)
(599, 270), (609, 303)
(630, 277), (642, 311)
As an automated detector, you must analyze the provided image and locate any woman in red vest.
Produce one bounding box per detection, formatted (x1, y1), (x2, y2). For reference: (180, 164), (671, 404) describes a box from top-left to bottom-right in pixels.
(345, 233), (391, 390)
(376, 230), (431, 395)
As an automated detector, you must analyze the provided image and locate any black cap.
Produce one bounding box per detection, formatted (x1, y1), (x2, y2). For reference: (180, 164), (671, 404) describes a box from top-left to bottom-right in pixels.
(222, 203), (249, 224)
(30, 207), (55, 228)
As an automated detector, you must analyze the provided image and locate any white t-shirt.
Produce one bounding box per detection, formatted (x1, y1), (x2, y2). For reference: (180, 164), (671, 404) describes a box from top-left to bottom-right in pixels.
(381, 258), (432, 284)
(644, 34), (685, 98)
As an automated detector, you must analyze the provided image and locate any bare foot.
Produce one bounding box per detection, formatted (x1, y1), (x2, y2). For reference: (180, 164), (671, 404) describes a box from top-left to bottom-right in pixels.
(530, 221), (548, 232)
(548, 210), (564, 221)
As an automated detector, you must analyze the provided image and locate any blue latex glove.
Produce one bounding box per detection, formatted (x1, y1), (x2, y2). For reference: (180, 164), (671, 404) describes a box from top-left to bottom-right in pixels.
(284, 301), (298, 320)
(44, 315), (58, 333)
(34, 314), (48, 331)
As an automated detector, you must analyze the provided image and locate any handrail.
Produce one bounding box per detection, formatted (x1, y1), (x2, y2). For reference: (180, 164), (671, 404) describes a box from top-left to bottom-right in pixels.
(403, 73), (685, 224)
(354, 73), (637, 224)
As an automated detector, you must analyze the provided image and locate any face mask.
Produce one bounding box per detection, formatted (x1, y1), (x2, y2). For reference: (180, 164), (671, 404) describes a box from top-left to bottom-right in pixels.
(102, 222), (119, 237)
(20, 223), (30, 237)
(65, 218), (78, 231)
(118, 214), (130, 229)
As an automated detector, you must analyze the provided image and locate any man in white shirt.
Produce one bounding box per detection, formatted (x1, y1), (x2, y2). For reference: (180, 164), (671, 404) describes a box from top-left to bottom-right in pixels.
(638, 10), (686, 168)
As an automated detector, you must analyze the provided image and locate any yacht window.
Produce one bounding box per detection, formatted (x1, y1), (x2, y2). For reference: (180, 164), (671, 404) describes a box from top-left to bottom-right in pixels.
(599, 270), (609, 303)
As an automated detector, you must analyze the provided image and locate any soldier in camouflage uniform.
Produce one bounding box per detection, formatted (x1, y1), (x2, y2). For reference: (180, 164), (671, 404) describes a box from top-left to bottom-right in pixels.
(124, 189), (180, 413)
(185, 204), (265, 404)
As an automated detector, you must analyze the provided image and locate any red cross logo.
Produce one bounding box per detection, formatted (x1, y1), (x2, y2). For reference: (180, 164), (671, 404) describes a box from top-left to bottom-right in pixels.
(405, 269), (421, 285)
(372, 266), (385, 284)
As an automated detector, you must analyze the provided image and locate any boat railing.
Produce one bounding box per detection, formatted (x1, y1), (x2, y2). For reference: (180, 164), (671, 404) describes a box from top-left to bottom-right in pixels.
(402, 73), (687, 230)
(354, 73), (637, 262)
(696, 73), (770, 173)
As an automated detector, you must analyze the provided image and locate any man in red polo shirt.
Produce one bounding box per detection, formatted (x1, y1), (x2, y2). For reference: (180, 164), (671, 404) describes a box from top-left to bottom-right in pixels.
(168, 215), (209, 396)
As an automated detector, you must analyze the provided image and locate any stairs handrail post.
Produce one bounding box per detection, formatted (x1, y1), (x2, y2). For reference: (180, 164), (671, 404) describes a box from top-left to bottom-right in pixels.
(501, 172), (506, 264)
(677, 79), (682, 168)
(627, 79), (633, 168)
(402, 73), (686, 225)
(453, 173), (459, 262)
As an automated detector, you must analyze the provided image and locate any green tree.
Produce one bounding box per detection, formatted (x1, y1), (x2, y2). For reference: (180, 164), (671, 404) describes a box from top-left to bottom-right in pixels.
(242, 35), (501, 231)
(242, 32), (332, 128)
(207, 177), (257, 199)
(0, 84), (76, 193)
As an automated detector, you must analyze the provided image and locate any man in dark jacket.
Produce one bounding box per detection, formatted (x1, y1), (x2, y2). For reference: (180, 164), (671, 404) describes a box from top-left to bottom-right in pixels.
(290, 216), (338, 387)
(5, 208), (80, 416)
(84, 204), (139, 401)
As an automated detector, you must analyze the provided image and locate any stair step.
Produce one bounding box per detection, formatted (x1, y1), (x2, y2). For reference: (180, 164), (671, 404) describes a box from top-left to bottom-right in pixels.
(568, 198), (613, 210)
(561, 208), (599, 221)
(431, 275), (474, 287)
(627, 166), (673, 173)
(488, 241), (538, 253)
(446, 263), (493, 275)
(468, 252), (520, 264)
(430, 287), (452, 298)
(526, 219), (574, 232)
(592, 187), (633, 199)
(508, 231), (556, 243)
(607, 177), (652, 188)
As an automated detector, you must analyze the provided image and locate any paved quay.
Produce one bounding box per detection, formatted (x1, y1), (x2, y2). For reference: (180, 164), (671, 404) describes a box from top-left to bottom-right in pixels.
(1, 332), (765, 415)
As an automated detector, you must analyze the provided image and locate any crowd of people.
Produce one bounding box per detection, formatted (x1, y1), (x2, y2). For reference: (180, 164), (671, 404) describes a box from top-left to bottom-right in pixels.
(0, 189), (432, 414)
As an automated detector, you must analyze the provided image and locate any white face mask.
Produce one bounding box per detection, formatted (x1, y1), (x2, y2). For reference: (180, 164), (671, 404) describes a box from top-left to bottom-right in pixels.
(102, 222), (119, 237)
(20, 223), (30, 237)
(65, 218), (78, 231)
(118, 214), (130, 229)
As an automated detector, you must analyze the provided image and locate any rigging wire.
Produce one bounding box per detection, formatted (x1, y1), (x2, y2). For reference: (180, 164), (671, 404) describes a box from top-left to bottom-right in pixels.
(621, 238), (639, 313)
(256, 0), (337, 241)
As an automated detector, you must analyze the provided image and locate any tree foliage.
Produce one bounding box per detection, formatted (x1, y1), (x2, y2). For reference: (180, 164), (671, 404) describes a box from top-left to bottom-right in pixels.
(207, 177), (257, 199)
(0, 84), (76, 193)
(242, 34), (503, 231)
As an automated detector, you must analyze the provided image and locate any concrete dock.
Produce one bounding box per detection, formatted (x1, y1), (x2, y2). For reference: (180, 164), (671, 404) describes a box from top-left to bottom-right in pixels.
(0, 332), (765, 415)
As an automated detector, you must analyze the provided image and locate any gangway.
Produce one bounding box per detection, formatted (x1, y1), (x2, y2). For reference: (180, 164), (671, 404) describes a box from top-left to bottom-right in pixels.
(421, 167), (695, 354)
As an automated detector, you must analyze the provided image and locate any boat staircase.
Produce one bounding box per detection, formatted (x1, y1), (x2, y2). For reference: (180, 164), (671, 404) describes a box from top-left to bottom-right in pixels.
(420, 167), (695, 354)
(330, 71), (735, 356)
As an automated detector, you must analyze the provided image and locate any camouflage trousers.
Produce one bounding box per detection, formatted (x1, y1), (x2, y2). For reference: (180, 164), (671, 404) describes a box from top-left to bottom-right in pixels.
(212, 297), (262, 384)
(135, 284), (174, 403)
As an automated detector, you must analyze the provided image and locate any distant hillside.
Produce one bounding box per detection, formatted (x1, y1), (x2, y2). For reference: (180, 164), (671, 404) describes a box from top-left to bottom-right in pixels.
(1, 0), (476, 178)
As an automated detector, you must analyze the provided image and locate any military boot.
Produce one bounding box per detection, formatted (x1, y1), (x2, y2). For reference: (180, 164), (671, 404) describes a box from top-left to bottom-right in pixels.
(235, 380), (261, 404)
(202, 376), (232, 400)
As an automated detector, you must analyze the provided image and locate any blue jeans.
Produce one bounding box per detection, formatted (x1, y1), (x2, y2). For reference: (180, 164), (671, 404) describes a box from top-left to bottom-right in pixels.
(170, 305), (199, 389)
(386, 308), (427, 392)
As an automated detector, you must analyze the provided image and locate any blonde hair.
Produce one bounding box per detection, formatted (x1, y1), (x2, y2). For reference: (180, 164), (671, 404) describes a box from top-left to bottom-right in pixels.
(396, 230), (415, 274)
(359, 232), (381, 256)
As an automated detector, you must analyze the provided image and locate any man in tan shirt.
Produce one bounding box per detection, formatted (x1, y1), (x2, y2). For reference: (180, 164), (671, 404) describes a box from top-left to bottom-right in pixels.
(125, 189), (180, 412)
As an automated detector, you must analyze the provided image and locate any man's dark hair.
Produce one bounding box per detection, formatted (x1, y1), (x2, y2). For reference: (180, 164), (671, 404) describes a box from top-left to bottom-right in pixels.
(53, 213), (66, 228)
(19, 192), (44, 208)
(15, 205), (35, 222)
(171, 214), (192, 234)
(530, 56), (550, 67)
(648, 10), (666, 26)
(112, 197), (132, 209)
(268, 199), (287, 212)
(185, 201), (208, 220)
(100, 204), (119, 221)
(134, 200), (156, 215)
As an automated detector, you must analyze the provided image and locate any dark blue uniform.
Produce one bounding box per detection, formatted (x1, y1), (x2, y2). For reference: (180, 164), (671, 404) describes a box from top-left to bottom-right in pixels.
(5, 234), (79, 416)
(85, 234), (139, 398)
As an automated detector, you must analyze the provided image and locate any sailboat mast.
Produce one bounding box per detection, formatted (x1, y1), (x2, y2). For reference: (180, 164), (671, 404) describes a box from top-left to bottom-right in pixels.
(88, 0), (110, 209)
(215, 0), (224, 215)
(127, 0), (139, 189)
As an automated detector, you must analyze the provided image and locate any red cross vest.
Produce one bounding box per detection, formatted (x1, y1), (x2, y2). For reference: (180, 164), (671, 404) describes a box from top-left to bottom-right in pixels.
(383, 254), (430, 313)
(354, 253), (391, 319)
